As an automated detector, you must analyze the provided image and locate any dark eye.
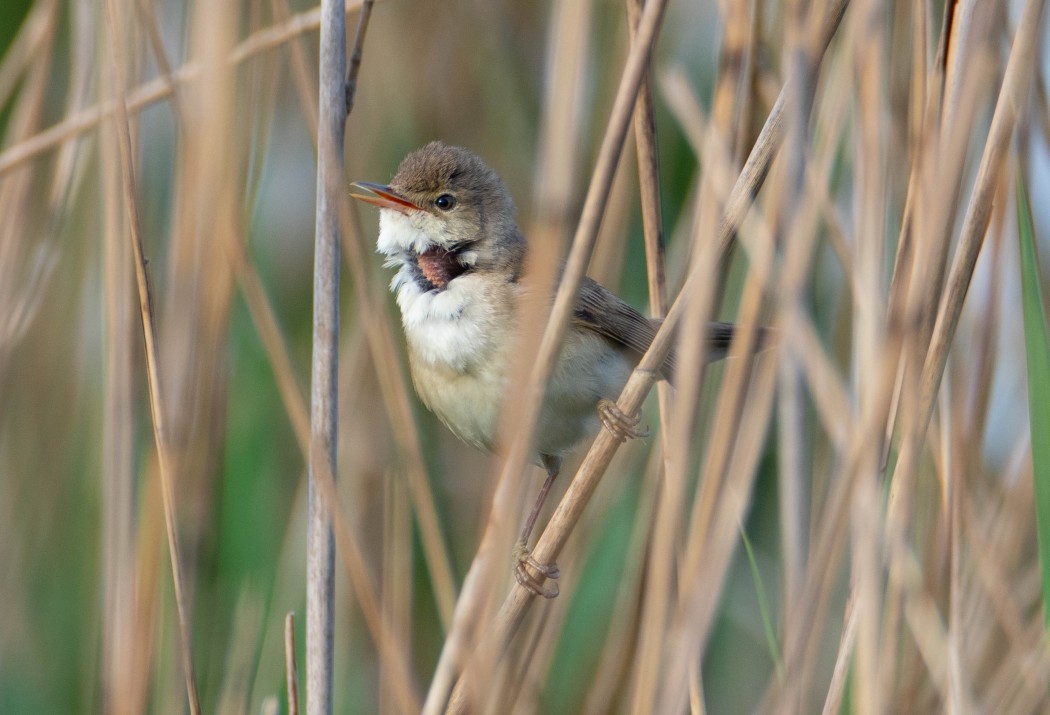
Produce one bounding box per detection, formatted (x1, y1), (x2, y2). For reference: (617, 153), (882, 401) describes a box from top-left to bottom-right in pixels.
(434, 194), (456, 211)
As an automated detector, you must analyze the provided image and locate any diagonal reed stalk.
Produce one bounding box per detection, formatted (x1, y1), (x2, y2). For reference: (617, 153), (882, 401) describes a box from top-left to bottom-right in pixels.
(432, 0), (675, 709)
(0, 1), (364, 176)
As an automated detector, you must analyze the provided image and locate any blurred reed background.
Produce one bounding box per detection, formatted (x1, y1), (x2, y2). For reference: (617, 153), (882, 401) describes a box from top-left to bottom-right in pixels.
(1, 0), (1050, 712)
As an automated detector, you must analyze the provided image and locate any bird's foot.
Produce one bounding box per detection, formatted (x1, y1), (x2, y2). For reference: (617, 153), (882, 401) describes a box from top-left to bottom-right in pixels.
(513, 540), (560, 599)
(597, 398), (649, 442)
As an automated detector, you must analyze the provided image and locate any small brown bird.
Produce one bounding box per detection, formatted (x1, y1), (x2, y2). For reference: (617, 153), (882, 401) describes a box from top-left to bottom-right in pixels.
(353, 142), (735, 596)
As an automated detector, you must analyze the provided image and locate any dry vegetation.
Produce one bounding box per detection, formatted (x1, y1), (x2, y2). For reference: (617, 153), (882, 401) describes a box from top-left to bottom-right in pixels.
(1, 0), (1049, 713)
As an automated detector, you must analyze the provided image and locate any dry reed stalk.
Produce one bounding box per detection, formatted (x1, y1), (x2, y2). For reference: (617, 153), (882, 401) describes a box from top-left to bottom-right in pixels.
(270, 0), (320, 137)
(589, 147), (635, 288)
(710, 0), (756, 161)
(441, 0), (673, 709)
(380, 470), (412, 715)
(298, 331), (431, 712)
(771, 0), (822, 640)
(240, 3), (285, 213)
(264, 0), (458, 632)
(734, 8), (898, 709)
(99, 30), (140, 715)
(286, 613), (300, 715)
(304, 2), (425, 711)
(959, 208), (1006, 470)
(307, 0), (347, 711)
(780, 356), (903, 708)
(421, 3), (598, 708)
(962, 474), (1032, 653)
(628, 92), (721, 715)
(227, 243), (310, 447)
(101, 0), (201, 708)
(884, 48), (976, 511)
(508, 510), (614, 711)
(215, 592), (268, 712)
(849, 3), (891, 712)
(530, 0), (593, 249)
(488, 558), (576, 714)
(736, 6), (869, 707)
(622, 0), (678, 705)
(820, 593), (858, 715)
(673, 357), (780, 712)
(163, 0), (240, 621)
(774, 72), (857, 633)
(947, 433), (967, 713)
(132, 0), (185, 128)
(874, 9), (990, 700)
(627, 0), (668, 322)
(343, 0), (373, 114)
(579, 445), (666, 714)
(45, 5), (92, 214)
(196, 6), (454, 683)
(624, 13), (676, 630)
(57, 3), (135, 712)
(655, 12), (756, 608)
(634, 78), (751, 713)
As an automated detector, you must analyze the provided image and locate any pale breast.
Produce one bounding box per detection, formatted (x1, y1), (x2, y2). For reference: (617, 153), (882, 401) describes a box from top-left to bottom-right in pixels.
(395, 270), (635, 463)
(397, 271), (518, 451)
(409, 351), (509, 451)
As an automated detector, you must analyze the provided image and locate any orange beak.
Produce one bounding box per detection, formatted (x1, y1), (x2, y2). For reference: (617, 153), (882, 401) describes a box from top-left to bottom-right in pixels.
(350, 182), (420, 213)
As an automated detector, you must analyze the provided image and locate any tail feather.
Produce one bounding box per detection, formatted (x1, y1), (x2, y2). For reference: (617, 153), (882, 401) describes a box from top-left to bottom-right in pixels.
(660, 321), (770, 384)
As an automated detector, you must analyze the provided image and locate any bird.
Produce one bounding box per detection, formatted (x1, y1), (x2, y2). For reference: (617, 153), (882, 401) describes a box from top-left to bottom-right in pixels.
(352, 141), (736, 597)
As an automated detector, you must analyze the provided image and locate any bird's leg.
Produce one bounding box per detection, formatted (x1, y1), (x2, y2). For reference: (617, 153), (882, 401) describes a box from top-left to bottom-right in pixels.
(597, 398), (649, 442)
(514, 456), (561, 599)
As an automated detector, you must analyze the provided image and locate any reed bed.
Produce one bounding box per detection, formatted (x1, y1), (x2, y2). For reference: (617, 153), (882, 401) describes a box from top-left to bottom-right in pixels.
(1, 0), (1049, 713)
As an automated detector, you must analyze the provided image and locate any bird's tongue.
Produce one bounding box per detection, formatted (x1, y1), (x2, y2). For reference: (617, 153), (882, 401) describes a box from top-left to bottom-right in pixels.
(417, 247), (465, 290)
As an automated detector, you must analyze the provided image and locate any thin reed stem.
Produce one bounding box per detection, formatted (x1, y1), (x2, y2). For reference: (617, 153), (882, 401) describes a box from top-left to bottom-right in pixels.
(306, 0), (346, 711)
(102, 0), (201, 709)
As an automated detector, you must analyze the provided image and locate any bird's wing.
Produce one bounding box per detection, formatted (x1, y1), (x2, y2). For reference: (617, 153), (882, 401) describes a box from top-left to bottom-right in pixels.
(572, 277), (737, 382)
(572, 277), (674, 377)
(572, 277), (658, 355)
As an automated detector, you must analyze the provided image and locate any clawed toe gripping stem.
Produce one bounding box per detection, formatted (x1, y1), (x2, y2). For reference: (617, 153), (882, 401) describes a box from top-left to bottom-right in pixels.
(513, 540), (560, 599)
(597, 398), (649, 442)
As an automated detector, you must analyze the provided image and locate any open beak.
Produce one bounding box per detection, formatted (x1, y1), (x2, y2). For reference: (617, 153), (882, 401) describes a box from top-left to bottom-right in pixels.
(350, 182), (420, 213)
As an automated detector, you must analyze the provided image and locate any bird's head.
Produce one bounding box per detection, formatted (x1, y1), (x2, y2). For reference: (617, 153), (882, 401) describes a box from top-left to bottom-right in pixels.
(352, 141), (525, 292)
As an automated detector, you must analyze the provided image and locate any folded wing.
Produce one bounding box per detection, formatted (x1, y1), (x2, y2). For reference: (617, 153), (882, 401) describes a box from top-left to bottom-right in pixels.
(572, 277), (736, 382)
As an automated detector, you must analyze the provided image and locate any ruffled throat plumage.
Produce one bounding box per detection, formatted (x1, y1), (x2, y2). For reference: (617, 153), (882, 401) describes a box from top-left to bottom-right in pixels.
(385, 246), (472, 293)
(377, 210), (476, 293)
(415, 246), (469, 291)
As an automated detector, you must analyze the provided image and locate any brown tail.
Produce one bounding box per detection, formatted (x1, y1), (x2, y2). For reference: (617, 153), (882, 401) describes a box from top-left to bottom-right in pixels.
(660, 321), (771, 383)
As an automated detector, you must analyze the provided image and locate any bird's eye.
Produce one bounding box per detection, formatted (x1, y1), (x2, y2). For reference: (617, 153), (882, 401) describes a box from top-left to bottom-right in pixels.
(434, 194), (456, 211)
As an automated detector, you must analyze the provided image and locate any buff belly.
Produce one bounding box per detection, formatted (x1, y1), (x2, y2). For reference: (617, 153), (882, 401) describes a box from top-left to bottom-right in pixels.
(408, 309), (634, 463)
